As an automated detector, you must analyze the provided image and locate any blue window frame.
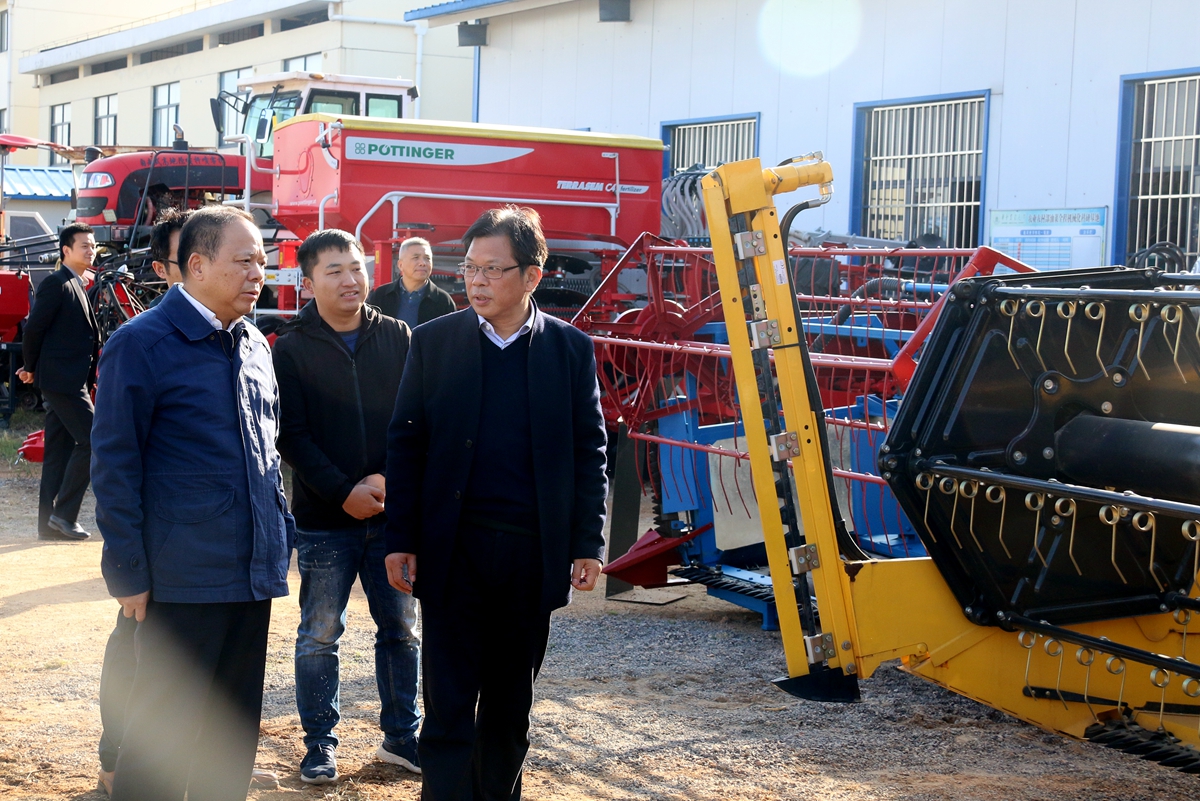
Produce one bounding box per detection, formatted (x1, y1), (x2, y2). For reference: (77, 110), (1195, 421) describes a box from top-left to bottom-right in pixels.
(1114, 68), (1200, 269)
(660, 113), (761, 178)
(851, 91), (989, 248)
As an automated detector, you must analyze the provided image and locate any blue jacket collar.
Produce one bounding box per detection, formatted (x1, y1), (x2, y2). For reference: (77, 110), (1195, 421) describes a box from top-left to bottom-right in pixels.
(159, 284), (267, 345)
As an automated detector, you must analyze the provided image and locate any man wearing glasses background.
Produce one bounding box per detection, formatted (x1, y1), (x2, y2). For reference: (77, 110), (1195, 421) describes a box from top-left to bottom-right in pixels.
(384, 206), (608, 800)
(146, 208), (188, 309)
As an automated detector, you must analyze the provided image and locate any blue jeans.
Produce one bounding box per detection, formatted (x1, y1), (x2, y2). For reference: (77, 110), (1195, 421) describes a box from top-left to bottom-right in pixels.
(295, 524), (421, 749)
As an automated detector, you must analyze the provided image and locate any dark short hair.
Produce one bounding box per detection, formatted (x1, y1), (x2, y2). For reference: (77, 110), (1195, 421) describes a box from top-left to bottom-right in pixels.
(150, 208), (189, 264)
(461, 206), (547, 272)
(296, 229), (364, 278)
(177, 206), (255, 278)
(59, 222), (94, 259)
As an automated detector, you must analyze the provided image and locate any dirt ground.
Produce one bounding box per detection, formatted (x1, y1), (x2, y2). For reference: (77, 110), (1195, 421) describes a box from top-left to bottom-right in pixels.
(2, 447), (1199, 800)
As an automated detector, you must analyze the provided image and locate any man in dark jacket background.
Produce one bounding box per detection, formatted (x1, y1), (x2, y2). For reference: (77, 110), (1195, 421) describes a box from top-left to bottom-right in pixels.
(273, 229), (422, 784)
(18, 222), (100, 540)
(92, 206), (293, 801)
(365, 236), (456, 328)
(384, 206), (607, 800)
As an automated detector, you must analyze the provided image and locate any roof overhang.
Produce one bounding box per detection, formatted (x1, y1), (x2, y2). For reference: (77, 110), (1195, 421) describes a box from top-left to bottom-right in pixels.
(405, 0), (574, 27)
(2, 167), (75, 202)
(20, 0), (328, 76)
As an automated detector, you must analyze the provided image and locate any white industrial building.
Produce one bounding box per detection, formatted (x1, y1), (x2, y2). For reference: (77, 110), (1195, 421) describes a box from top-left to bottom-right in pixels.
(408, 0), (1200, 268)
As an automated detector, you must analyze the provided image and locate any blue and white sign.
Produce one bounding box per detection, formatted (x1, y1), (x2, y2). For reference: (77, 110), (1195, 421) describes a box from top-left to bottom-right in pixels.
(345, 137), (533, 166)
(989, 208), (1107, 270)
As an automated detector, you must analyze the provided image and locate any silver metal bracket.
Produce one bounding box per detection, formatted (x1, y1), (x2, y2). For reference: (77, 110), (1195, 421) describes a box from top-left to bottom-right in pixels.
(788, 543), (820, 574)
(804, 632), (837, 664)
(748, 319), (781, 349)
(749, 284), (766, 320)
(734, 230), (766, 260)
(770, 430), (801, 461)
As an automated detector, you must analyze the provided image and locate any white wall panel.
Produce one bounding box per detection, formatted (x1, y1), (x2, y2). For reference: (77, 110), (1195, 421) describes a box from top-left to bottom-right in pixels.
(646, 0), (696, 126)
(574, 4), (616, 133)
(537, 2), (582, 129)
(1064, 0), (1151, 212)
(992, 0), (1077, 210)
(608, 4), (656, 138)
(879, 0), (945, 99)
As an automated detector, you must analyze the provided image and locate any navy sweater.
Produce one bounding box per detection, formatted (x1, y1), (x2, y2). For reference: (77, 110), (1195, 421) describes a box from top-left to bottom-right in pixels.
(462, 331), (539, 533)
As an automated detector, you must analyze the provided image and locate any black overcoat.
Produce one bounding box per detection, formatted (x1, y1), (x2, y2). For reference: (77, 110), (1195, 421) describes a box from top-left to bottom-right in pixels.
(384, 305), (608, 615)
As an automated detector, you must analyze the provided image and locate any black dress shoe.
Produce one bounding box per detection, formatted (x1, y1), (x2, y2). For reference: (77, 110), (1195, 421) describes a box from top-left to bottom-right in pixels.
(48, 515), (91, 540)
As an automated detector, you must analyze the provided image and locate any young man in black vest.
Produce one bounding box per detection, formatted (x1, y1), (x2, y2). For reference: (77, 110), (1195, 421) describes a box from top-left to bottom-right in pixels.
(365, 236), (456, 328)
(273, 230), (422, 784)
(384, 206), (608, 800)
(19, 222), (100, 540)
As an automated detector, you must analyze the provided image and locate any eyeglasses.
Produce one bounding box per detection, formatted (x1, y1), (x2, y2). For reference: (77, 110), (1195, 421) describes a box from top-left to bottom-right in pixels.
(457, 262), (521, 280)
(155, 259), (179, 267)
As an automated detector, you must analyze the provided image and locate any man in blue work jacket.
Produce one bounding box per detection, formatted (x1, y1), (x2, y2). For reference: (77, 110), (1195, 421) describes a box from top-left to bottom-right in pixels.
(92, 205), (293, 801)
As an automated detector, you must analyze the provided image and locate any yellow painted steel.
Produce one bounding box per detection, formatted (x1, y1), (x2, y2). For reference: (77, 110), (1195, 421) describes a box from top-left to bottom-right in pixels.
(701, 166), (809, 677)
(703, 156), (1200, 750)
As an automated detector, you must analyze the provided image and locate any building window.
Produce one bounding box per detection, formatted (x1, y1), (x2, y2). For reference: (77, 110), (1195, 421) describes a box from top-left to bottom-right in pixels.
(95, 95), (118, 147)
(279, 10), (328, 31)
(0, 109), (8, 135)
(90, 57), (126, 75)
(49, 67), (79, 85)
(50, 103), (71, 165)
(217, 23), (264, 46)
(661, 114), (758, 176)
(140, 38), (202, 65)
(0, 10), (8, 53)
(152, 82), (180, 147)
(853, 94), (987, 248)
(284, 53), (322, 73)
(1117, 71), (1200, 269)
(219, 67), (253, 148)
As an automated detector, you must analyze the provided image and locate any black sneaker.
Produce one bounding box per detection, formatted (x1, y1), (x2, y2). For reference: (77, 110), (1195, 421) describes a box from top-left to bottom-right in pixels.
(376, 739), (421, 773)
(300, 743), (338, 784)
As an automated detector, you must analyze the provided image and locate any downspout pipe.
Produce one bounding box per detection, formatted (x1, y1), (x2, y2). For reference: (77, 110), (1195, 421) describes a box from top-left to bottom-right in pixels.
(326, 3), (425, 118)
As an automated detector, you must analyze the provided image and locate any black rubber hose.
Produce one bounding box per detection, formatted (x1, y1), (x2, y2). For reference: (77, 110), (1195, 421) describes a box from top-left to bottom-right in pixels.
(810, 277), (900, 353)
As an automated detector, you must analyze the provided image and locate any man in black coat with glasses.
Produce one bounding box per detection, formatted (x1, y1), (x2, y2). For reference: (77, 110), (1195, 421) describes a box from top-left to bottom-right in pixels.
(384, 206), (608, 801)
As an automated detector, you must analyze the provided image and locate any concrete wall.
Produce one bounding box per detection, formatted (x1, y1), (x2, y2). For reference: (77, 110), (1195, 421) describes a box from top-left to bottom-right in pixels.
(473, 0), (1200, 255)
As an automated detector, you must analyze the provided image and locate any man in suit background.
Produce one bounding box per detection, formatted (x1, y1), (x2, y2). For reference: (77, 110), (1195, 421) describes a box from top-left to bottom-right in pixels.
(384, 206), (608, 800)
(18, 222), (100, 540)
(365, 237), (456, 328)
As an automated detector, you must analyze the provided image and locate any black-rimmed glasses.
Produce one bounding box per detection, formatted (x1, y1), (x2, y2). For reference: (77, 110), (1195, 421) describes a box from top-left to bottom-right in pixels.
(457, 262), (521, 280)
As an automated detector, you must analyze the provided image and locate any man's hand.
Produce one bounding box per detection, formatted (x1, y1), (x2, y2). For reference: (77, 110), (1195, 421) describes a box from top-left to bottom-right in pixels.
(571, 558), (602, 591)
(116, 591), (150, 622)
(359, 473), (386, 493)
(16, 369), (33, 384)
(386, 553), (417, 594)
(343, 483), (385, 519)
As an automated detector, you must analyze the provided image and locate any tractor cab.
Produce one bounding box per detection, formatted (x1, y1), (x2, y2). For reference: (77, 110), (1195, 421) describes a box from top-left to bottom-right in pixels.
(218, 72), (418, 159)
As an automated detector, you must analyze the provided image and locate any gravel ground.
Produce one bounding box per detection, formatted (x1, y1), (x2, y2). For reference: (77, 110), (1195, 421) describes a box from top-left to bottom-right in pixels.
(2, 468), (1198, 800)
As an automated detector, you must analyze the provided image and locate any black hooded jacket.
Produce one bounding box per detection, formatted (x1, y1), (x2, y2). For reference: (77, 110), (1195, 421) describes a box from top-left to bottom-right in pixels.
(273, 302), (411, 530)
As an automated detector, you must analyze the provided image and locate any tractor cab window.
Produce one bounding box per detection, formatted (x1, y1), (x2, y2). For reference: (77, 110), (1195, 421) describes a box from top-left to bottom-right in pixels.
(366, 94), (401, 119)
(305, 90), (358, 116)
(244, 90), (301, 158)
